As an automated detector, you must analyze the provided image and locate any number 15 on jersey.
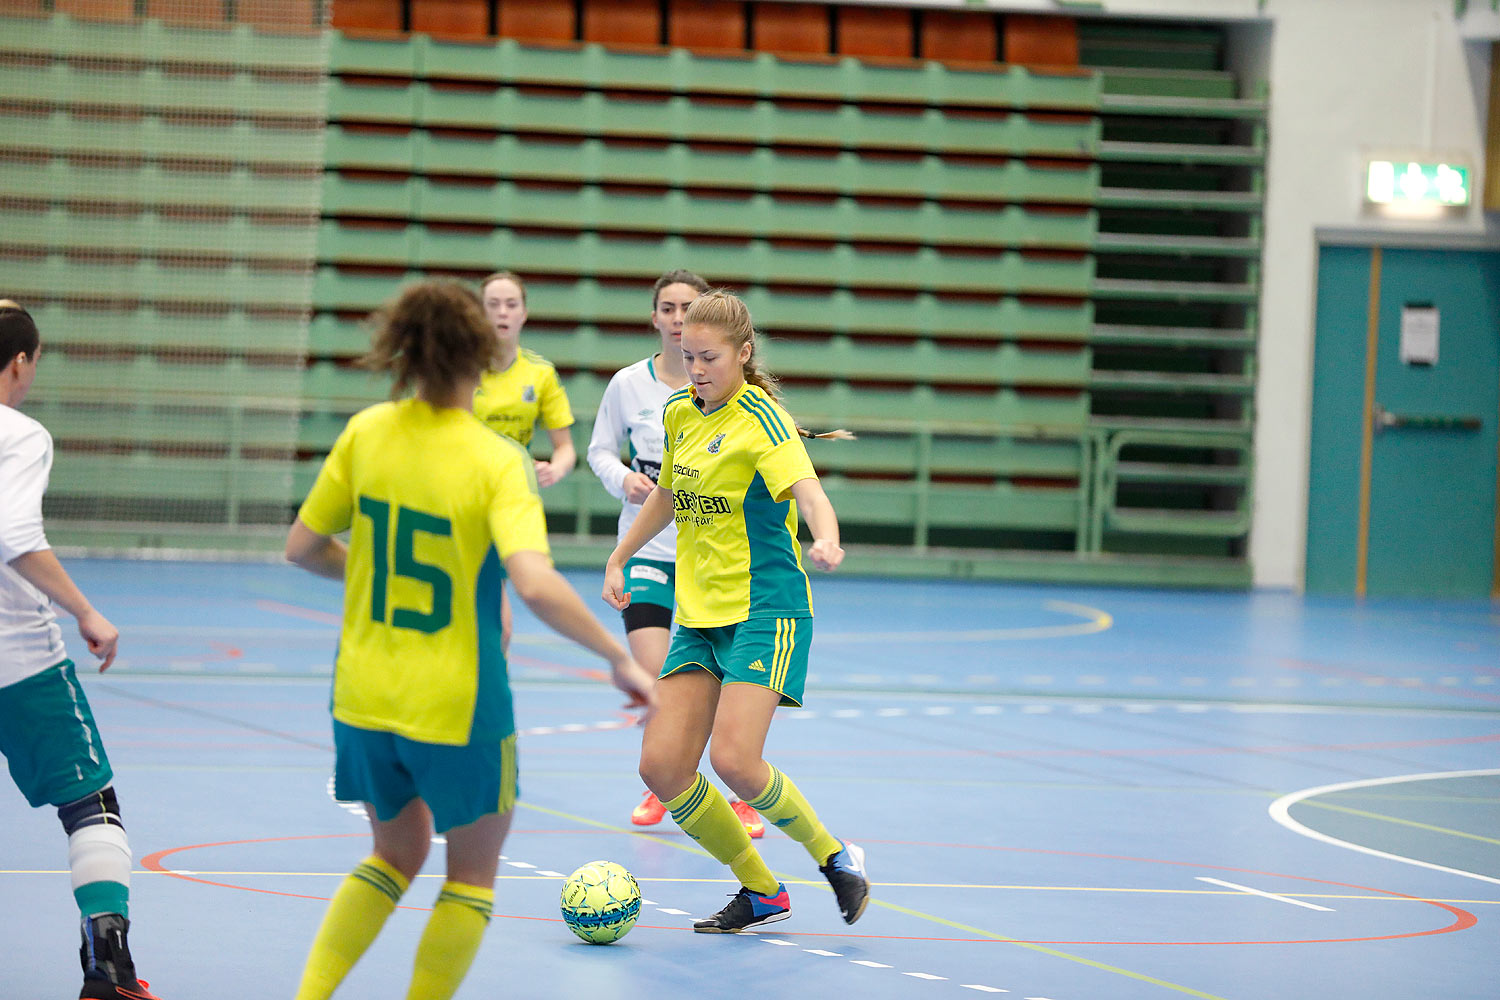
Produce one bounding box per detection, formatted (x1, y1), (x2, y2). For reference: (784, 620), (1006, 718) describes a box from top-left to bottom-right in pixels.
(357, 496), (454, 634)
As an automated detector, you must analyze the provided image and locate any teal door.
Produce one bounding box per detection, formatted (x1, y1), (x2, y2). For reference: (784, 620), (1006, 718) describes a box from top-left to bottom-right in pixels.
(1307, 245), (1500, 598)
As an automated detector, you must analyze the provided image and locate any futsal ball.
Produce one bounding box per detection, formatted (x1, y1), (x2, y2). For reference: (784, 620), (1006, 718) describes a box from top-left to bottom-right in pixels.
(560, 860), (642, 944)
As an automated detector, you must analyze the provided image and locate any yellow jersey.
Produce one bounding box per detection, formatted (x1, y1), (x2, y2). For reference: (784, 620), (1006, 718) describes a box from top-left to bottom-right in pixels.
(297, 398), (551, 746)
(661, 382), (817, 628)
(473, 348), (573, 447)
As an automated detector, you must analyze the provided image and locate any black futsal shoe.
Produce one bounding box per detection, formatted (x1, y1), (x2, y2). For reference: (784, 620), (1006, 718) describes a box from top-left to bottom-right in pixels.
(819, 841), (870, 924)
(693, 884), (791, 933)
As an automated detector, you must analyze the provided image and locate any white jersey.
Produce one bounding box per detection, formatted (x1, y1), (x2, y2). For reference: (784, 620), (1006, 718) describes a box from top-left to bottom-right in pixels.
(586, 356), (680, 564)
(0, 404), (66, 687)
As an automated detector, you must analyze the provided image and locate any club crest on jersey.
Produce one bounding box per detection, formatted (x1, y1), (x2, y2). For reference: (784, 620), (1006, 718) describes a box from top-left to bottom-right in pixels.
(522, 385), (536, 402)
(706, 433), (726, 455)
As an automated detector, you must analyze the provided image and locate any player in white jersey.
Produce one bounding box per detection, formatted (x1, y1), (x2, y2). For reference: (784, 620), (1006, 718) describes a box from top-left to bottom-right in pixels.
(587, 271), (763, 837)
(0, 302), (164, 1000)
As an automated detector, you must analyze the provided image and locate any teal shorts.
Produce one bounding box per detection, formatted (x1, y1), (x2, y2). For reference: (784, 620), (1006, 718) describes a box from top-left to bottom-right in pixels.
(661, 617), (812, 707)
(0, 660), (114, 808)
(624, 557), (675, 610)
(333, 721), (518, 834)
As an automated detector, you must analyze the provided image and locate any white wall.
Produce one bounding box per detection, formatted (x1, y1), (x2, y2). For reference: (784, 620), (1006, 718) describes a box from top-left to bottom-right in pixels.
(1250, 0), (1494, 587)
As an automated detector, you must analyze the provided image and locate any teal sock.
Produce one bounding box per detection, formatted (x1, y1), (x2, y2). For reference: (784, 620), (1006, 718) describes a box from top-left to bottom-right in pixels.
(75, 880), (129, 919)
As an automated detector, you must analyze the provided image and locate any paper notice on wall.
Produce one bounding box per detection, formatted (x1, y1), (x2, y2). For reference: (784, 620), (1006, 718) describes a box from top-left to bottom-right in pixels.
(1400, 304), (1439, 366)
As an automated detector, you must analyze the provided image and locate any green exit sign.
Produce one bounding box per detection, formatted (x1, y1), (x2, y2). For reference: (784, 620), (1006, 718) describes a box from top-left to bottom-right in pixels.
(1366, 161), (1471, 206)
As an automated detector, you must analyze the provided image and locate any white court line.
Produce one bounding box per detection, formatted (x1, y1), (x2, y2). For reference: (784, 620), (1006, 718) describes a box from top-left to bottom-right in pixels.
(1268, 769), (1500, 887)
(1195, 876), (1333, 912)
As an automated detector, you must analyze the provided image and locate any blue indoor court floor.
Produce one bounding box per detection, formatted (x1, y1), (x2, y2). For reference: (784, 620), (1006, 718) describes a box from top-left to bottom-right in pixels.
(2, 559), (1497, 1000)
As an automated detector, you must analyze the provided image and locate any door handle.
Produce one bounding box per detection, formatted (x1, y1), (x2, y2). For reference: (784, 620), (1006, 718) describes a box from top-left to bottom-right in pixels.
(1373, 403), (1482, 433)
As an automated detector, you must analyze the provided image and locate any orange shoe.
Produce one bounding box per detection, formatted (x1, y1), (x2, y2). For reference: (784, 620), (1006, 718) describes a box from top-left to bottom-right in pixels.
(632, 790), (666, 826)
(731, 798), (764, 838)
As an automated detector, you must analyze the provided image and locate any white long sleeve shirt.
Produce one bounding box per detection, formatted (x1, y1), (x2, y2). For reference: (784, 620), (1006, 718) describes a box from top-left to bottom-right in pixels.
(0, 403), (65, 686)
(586, 356), (678, 564)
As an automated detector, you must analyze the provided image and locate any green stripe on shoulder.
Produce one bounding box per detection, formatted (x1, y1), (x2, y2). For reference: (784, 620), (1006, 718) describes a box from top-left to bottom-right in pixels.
(737, 398), (782, 444)
(738, 394), (790, 445)
(520, 348), (556, 369)
(742, 387), (792, 437)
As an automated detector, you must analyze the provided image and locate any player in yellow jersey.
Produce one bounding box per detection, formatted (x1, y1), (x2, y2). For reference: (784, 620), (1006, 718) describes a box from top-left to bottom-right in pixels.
(603, 290), (869, 933)
(585, 270), (763, 837)
(473, 271), (576, 653)
(286, 281), (655, 1000)
(473, 271), (575, 482)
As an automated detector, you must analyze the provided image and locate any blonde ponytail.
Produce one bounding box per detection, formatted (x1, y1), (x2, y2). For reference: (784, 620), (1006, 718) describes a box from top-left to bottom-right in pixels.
(683, 291), (855, 441)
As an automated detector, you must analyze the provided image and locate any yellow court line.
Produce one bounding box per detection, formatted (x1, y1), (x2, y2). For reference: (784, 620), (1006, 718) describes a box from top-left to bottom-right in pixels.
(812, 600), (1112, 643)
(865, 897), (1231, 1000)
(1305, 799), (1500, 846)
(519, 803), (1226, 1000)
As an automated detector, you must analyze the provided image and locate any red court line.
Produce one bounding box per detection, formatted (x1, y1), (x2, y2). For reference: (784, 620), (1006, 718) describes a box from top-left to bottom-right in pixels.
(255, 599), (342, 625)
(140, 834), (1477, 946)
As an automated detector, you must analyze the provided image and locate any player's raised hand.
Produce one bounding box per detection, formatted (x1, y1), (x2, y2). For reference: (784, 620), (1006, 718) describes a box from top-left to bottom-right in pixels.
(78, 609), (119, 671)
(602, 563), (632, 610)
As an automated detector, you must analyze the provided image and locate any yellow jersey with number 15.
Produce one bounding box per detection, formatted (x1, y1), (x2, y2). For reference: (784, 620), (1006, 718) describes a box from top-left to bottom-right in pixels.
(297, 398), (551, 746)
(661, 382), (817, 628)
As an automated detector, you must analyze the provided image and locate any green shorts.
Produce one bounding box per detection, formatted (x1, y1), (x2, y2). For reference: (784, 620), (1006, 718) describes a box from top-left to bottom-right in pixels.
(624, 557), (675, 610)
(333, 721), (518, 834)
(0, 660), (114, 808)
(661, 617), (812, 707)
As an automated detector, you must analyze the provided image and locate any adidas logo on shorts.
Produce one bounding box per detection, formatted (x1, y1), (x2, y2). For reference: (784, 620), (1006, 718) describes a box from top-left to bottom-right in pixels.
(746, 659), (766, 672)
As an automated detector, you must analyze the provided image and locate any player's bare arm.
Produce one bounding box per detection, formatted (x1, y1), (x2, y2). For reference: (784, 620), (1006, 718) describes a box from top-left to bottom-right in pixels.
(535, 425), (577, 487)
(506, 549), (657, 717)
(789, 477), (844, 572)
(284, 517), (348, 581)
(603, 484), (676, 609)
(7, 549), (119, 670)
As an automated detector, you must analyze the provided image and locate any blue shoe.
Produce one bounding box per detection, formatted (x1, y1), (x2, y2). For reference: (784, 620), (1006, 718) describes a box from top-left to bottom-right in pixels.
(693, 884), (791, 933)
(819, 842), (869, 924)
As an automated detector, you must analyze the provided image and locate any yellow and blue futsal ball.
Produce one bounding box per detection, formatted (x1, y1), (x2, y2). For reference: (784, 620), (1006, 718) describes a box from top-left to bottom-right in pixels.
(560, 860), (642, 944)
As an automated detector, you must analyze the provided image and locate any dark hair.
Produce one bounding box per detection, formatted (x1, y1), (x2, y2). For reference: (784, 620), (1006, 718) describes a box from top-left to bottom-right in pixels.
(683, 290), (853, 441)
(0, 302), (39, 369)
(652, 269), (710, 309)
(479, 270), (527, 305)
(360, 281), (498, 400)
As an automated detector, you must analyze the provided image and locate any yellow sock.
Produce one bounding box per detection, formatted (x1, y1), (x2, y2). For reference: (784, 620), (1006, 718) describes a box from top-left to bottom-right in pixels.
(748, 764), (842, 865)
(664, 773), (779, 895)
(406, 881), (493, 1000)
(295, 856), (409, 1000)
